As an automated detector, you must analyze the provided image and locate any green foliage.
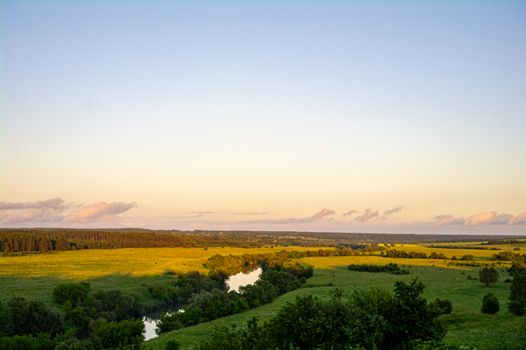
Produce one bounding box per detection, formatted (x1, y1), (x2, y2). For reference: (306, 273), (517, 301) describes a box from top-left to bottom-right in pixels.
(429, 298), (453, 315)
(2, 297), (64, 336)
(90, 289), (142, 321)
(481, 293), (499, 314)
(0, 334), (56, 350)
(92, 319), (144, 349)
(197, 279), (445, 350)
(53, 283), (91, 306)
(54, 338), (97, 350)
(508, 271), (526, 316)
(479, 267), (499, 287)
(348, 263), (409, 275)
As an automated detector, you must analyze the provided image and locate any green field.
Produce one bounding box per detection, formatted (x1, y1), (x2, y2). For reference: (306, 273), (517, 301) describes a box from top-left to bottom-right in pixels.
(147, 265), (526, 350)
(1, 244), (525, 349)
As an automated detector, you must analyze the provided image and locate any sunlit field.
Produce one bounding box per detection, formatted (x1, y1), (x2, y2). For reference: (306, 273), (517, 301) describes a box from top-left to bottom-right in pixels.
(0, 246), (322, 279)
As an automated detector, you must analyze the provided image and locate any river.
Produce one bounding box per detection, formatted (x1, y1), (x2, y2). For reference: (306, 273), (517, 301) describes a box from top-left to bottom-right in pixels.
(143, 267), (262, 341)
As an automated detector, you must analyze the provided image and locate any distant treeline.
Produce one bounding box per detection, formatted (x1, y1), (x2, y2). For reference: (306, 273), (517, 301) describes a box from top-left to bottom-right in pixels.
(348, 263), (409, 275)
(204, 247), (380, 275)
(381, 249), (448, 260)
(0, 228), (330, 254)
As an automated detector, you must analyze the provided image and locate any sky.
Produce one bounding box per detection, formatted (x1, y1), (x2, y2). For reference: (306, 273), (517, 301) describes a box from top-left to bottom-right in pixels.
(1, 1), (525, 234)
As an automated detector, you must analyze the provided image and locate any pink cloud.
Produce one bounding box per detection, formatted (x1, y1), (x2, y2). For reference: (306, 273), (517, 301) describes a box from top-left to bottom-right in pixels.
(0, 198), (65, 210)
(383, 206), (403, 216)
(465, 211), (513, 226)
(511, 212), (526, 225)
(311, 208), (336, 220)
(342, 209), (358, 217)
(65, 202), (137, 222)
(432, 211), (526, 226)
(432, 214), (465, 225)
(354, 209), (379, 223)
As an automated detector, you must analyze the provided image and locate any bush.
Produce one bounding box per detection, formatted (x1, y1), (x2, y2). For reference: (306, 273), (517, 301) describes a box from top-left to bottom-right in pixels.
(53, 283), (90, 306)
(508, 271), (526, 316)
(3, 297), (64, 336)
(481, 293), (500, 314)
(92, 319), (144, 349)
(0, 334), (56, 350)
(429, 298), (453, 315)
(479, 267), (499, 286)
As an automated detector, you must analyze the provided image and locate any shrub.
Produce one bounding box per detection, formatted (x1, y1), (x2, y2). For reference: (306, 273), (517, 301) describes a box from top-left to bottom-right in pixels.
(481, 293), (500, 314)
(508, 271), (526, 316)
(3, 297), (64, 336)
(92, 319), (144, 349)
(429, 298), (453, 315)
(53, 283), (90, 306)
(479, 267), (499, 286)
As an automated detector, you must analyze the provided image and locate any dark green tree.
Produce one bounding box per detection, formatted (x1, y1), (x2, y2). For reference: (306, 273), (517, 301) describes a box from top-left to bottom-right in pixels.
(479, 267), (499, 286)
(3, 297), (64, 336)
(92, 319), (144, 350)
(481, 293), (500, 314)
(53, 283), (90, 306)
(508, 271), (526, 316)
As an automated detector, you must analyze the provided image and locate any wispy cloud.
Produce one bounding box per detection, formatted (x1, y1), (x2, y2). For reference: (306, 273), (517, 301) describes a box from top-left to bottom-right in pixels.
(186, 211), (215, 215)
(342, 209), (358, 217)
(247, 208), (335, 225)
(432, 210), (526, 226)
(432, 214), (465, 225)
(65, 202), (137, 223)
(354, 209), (379, 223)
(0, 198), (137, 225)
(383, 206), (403, 216)
(0, 198), (65, 210)
(511, 212), (526, 225)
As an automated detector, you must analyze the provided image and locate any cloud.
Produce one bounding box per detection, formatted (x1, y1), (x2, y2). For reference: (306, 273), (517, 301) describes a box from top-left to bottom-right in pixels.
(65, 202), (137, 222)
(383, 206), (403, 216)
(0, 198), (65, 210)
(465, 211), (513, 226)
(432, 211), (526, 226)
(511, 212), (526, 225)
(342, 210), (358, 217)
(311, 208), (336, 220)
(354, 209), (379, 223)
(247, 208), (335, 225)
(432, 214), (465, 225)
(186, 211), (215, 215)
(0, 198), (137, 225)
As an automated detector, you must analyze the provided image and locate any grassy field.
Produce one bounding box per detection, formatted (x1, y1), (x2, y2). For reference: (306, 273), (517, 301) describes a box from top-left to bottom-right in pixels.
(1, 243), (525, 349)
(0, 246), (321, 304)
(146, 264), (526, 350)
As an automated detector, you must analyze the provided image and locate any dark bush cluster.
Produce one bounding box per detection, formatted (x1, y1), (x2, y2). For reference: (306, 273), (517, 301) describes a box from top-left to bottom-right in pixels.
(381, 249), (448, 260)
(348, 263), (409, 275)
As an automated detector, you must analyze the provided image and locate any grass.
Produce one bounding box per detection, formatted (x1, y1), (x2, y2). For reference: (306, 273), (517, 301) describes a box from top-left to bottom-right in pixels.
(1, 244), (525, 349)
(0, 246), (323, 304)
(146, 263), (526, 350)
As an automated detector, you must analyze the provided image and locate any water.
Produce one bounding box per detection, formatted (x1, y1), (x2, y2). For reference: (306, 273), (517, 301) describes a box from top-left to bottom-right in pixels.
(226, 267), (262, 292)
(143, 268), (262, 340)
(143, 317), (157, 341)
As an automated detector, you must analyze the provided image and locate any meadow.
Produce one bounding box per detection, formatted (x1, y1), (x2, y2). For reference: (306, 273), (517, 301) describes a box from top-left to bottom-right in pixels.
(0, 246), (321, 304)
(147, 263), (525, 350)
(1, 241), (525, 349)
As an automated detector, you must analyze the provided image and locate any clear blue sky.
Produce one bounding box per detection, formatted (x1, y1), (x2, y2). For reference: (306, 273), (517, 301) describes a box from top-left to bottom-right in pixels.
(1, 1), (525, 233)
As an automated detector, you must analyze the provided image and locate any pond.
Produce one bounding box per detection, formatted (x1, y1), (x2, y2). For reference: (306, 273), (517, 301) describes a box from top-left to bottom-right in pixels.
(143, 267), (262, 341)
